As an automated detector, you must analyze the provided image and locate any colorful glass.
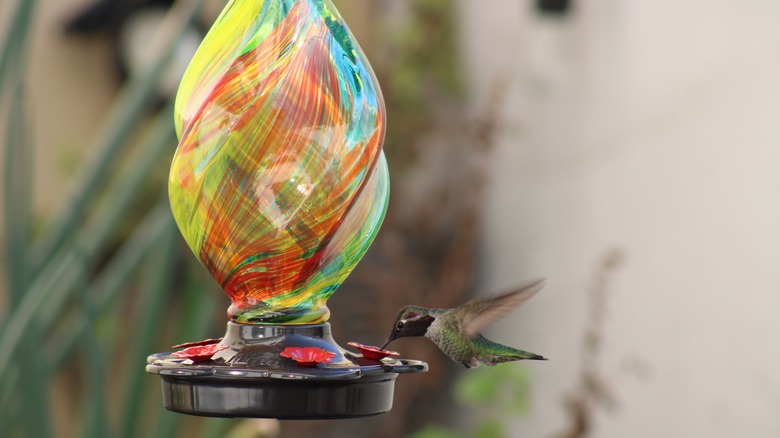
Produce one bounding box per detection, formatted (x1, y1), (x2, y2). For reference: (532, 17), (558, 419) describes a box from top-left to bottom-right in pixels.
(169, 0), (388, 324)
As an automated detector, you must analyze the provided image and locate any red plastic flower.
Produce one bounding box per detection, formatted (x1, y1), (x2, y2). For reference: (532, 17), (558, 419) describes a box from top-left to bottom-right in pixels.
(280, 346), (336, 367)
(171, 338), (224, 349)
(347, 342), (400, 360)
(172, 343), (229, 362)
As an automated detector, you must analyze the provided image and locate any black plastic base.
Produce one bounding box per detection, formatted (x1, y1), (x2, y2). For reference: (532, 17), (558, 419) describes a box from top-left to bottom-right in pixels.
(160, 372), (397, 419)
(147, 322), (427, 419)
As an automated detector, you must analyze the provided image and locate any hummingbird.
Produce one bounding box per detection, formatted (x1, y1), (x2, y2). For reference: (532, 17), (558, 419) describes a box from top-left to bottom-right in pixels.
(381, 278), (548, 368)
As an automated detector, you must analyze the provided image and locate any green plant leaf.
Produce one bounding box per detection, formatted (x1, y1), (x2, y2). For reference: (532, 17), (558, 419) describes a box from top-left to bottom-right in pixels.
(454, 366), (504, 405)
(45, 202), (174, 369)
(407, 424), (466, 438)
(119, 213), (177, 438)
(34, 0), (206, 269)
(473, 419), (504, 438)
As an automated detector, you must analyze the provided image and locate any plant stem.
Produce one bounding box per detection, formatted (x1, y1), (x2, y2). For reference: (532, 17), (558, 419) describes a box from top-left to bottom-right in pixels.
(33, 0), (205, 269)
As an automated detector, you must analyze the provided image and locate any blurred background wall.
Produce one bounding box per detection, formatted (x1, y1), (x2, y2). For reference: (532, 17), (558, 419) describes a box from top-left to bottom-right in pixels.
(0, 0), (115, 225)
(459, 1), (780, 437)
(3, 0), (780, 437)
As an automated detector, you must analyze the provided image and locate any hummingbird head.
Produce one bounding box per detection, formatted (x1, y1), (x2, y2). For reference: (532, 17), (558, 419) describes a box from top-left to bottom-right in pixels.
(381, 306), (436, 349)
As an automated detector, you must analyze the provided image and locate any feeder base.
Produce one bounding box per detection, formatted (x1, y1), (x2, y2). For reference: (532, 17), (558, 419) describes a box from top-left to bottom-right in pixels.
(147, 322), (427, 419)
(160, 370), (398, 418)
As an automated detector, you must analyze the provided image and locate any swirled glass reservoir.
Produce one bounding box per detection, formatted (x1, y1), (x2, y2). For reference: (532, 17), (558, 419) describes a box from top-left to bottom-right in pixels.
(169, 0), (388, 324)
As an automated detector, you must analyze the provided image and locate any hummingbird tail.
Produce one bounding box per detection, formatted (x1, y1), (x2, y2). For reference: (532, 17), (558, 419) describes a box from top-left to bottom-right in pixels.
(499, 349), (547, 362)
(524, 353), (548, 361)
(474, 335), (548, 364)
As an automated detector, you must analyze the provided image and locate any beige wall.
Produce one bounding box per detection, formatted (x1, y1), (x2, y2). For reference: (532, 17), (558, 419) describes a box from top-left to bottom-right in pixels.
(459, 1), (780, 437)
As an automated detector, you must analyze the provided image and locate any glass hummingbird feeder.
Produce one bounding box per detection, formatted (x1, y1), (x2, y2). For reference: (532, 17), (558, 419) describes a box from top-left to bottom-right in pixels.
(145, 0), (427, 419)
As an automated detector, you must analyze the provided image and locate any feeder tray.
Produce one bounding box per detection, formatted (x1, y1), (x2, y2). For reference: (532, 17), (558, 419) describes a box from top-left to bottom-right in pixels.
(146, 322), (427, 419)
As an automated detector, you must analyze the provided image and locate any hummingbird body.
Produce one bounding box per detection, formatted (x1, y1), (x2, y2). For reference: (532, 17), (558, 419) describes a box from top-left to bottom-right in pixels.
(382, 279), (547, 367)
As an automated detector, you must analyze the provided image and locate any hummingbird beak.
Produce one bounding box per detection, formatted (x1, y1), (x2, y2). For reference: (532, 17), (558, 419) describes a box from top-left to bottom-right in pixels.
(380, 331), (396, 350)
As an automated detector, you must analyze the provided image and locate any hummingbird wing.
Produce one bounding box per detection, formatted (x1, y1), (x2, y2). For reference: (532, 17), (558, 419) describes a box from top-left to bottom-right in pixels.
(461, 278), (546, 339)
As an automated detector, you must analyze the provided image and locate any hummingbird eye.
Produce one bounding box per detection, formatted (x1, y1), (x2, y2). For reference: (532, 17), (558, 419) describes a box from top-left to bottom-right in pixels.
(396, 321), (404, 330)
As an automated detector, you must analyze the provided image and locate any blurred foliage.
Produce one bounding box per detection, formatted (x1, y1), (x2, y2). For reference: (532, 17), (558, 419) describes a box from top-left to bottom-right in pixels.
(378, 0), (465, 173)
(408, 364), (533, 438)
(455, 361), (532, 413)
(0, 0), (241, 436)
(0, 0), (516, 437)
